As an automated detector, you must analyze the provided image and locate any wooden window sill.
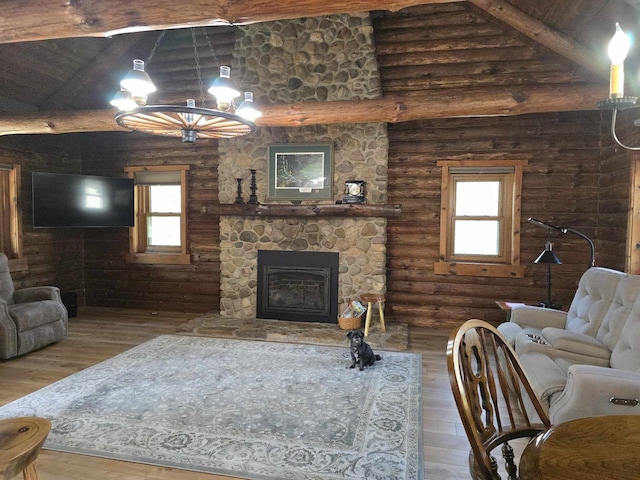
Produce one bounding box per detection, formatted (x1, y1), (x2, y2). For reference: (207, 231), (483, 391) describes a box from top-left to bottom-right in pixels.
(126, 253), (191, 265)
(8, 258), (28, 272)
(434, 261), (525, 278)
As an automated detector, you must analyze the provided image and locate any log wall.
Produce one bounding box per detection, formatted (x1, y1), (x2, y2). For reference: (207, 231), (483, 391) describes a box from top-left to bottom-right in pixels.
(0, 135), (84, 301)
(385, 112), (604, 328)
(374, 4), (614, 328)
(78, 133), (221, 313)
(597, 106), (640, 274)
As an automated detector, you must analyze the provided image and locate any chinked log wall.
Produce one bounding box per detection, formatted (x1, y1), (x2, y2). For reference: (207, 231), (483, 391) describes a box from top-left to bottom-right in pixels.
(375, 4), (616, 328)
(80, 133), (222, 313)
(385, 112), (606, 328)
(0, 136), (85, 301)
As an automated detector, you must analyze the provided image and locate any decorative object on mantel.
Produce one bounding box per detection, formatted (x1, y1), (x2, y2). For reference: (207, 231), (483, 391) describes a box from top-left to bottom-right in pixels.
(0, 335), (422, 479)
(343, 180), (366, 204)
(234, 178), (244, 204)
(111, 28), (261, 143)
(248, 168), (258, 204)
(267, 144), (333, 200)
(596, 23), (640, 150)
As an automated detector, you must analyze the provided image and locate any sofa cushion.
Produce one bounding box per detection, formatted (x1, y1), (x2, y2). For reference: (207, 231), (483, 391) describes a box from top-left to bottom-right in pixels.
(595, 275), (640, 352)
(541, 328), (611, 359)
(610, 302), (640, 372)
(518, 352), (570, 410)
(0, 254), (14, 304)
(514, 329), (611, 366)
(496, 321), (533, 345)
(564, 267), (626, 336)
(17, 320), (66, 356)
(8, 300), (66, 332)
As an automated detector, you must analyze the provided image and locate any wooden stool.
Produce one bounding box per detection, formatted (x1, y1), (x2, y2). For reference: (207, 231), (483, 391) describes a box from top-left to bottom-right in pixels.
(0, 417), (51, 480)
(360, 293), (386, 337)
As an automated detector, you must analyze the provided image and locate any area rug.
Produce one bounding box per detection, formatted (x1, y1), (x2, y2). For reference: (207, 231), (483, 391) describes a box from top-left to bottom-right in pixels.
(0, 335), (423, 480)
(176, 313), (409, 350)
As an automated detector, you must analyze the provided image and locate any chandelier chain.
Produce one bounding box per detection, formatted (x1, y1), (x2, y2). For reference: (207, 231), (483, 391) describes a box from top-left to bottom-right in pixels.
(145, 31), (167, 66)
(202, 29), (221, 69)
(191, 28), (208, 108)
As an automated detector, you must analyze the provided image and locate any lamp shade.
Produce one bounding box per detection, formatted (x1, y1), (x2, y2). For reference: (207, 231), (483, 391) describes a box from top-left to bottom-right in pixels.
(236, 92), (262, 121)
(534, 244), (562, 265)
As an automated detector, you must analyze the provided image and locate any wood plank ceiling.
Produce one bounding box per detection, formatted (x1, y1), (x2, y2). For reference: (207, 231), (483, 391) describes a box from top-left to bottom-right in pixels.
(0, 0), (636, 127)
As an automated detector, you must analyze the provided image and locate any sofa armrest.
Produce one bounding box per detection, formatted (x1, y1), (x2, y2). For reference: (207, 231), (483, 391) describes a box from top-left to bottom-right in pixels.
(0, 298), (17, 359)
(508, 305), (567, 329)
(549, 364), (640, 424)
(541, 328), (611, 360)
(13, 286), (61, 304)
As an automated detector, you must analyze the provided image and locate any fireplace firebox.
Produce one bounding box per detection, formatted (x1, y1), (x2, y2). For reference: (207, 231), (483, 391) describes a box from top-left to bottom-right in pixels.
(256, 250), (339, 323)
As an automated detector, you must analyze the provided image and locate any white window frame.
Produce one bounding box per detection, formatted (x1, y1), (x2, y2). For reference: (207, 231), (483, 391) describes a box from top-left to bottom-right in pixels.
(435, 160), (527, 278)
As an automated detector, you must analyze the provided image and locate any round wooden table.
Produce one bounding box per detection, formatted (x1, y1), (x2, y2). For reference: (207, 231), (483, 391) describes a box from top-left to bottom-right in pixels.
(0, 417), (51, 480)
(519, 415), (640, 480)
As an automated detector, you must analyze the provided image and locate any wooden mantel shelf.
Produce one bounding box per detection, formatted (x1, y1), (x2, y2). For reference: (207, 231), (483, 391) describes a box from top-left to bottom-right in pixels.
(217, 203), (402, 217)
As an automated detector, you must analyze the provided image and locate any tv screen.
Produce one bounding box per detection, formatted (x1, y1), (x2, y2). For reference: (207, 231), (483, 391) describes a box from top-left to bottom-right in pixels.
(32, 172), (134, 228)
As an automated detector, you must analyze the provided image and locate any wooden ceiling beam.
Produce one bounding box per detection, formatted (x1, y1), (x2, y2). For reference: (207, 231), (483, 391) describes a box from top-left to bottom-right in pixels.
(0, 0), (464, 44)
(468, 0), (608, 80)
(0, 84), (605, 136)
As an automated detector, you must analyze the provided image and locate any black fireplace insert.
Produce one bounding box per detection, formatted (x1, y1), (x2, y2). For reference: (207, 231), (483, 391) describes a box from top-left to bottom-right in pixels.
(256, 250), (339, 323)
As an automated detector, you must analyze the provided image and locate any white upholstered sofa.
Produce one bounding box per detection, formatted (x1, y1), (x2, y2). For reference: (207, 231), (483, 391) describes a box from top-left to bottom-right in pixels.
(498, 267), (640, 423)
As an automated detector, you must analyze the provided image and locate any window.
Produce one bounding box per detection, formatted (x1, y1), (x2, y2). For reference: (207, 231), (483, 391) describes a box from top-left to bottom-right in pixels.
(125, 165), (190, 265)
(435, 160), (526, 278)
(0, 164), (26, 271)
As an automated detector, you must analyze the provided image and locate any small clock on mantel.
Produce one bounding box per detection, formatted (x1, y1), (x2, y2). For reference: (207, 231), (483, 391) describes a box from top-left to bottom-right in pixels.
(343, 180), (366, 204)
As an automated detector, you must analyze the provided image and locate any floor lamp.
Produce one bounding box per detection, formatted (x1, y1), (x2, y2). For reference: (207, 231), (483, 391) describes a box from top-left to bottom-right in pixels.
(534, 241), (563, 309)
(528, 217), (595, 269)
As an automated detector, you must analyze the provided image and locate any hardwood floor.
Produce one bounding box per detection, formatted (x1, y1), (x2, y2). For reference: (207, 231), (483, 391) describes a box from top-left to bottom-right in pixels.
(0, 307), (471, 480)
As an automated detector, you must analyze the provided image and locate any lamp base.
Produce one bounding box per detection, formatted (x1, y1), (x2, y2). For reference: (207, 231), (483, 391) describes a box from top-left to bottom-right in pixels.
(537, 301), (562, 310)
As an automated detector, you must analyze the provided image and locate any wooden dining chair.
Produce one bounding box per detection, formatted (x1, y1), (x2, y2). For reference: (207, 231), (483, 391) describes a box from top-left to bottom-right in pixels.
(447, 319), (551, 480)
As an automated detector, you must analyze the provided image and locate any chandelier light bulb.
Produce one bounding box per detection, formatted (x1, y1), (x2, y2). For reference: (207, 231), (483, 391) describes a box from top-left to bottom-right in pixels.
(110, 89), (138, 111)
(236, 92), (262, 122)
(184, 98), (196, 122)
(208, 66), (241, 111)
(608, 23), (631, 98)
(120, 59), (157, 105)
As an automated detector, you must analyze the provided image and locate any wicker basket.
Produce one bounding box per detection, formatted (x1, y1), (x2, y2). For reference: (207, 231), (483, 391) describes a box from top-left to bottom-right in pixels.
(338, 314), (363, 330)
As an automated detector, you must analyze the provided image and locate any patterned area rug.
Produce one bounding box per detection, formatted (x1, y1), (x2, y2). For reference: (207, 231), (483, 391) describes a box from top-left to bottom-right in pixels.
(176, 313), (409, 351)
(0, 335), (423, 479)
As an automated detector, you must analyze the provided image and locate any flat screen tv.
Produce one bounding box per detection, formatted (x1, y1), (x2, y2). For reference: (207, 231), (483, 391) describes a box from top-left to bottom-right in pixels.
(32, 172), (134, 228)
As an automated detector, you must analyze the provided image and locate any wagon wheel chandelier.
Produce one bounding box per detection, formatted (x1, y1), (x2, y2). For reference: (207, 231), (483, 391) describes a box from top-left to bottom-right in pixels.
(111, 28), (261, 143)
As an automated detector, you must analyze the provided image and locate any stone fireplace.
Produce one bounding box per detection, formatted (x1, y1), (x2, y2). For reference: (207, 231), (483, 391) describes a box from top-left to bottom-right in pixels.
(217, 13), (390, 320)
(256, 250), (339, 323)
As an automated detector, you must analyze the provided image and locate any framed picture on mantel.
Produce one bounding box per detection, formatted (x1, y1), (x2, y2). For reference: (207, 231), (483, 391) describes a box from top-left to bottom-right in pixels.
(267, 143), (333, 201)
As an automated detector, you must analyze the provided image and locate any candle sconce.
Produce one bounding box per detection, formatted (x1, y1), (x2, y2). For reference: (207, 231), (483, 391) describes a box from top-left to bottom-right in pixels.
(597, 22), (640, 150)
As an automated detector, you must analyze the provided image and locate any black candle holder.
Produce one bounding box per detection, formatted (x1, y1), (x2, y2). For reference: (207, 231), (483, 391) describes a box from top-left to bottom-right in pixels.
(234, 178), (244, 204)
(249, 169), (258, 204)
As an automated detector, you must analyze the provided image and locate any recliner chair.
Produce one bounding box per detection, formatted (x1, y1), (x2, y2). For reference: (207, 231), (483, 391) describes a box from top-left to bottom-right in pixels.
(0, 254), (68, 359)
